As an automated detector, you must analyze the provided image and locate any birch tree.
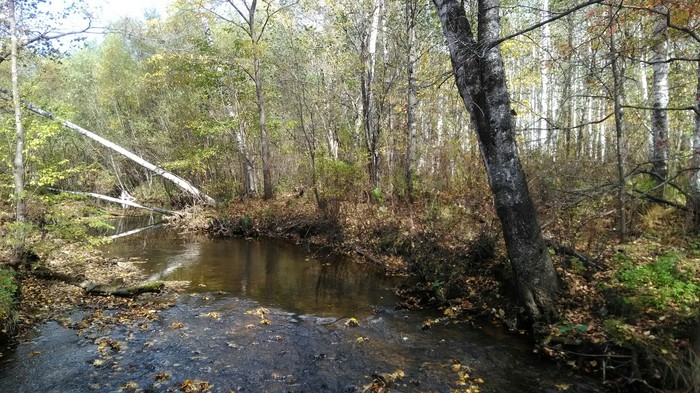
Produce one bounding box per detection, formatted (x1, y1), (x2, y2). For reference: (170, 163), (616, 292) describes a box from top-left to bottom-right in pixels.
(433, 0), (562, 322)
(8, 0), (25, 224)
(362, 0), (383, 187)
(691, 55), (700, 228)
(650, 4), (670, 194)
(405, 0), (417, 199)
(198, 9), (257, 196)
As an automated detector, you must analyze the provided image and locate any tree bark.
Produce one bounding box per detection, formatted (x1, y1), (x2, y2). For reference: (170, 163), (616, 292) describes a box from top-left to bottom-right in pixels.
(405, 0), (418, 200)
(362, 0), (382, 187)
(689, 53), (700, 230)
(253, 50), (273, 200)
(10, 0), (25, 224)
(539, 0), (552, 152)
(0, 91), (216, 206)
(650, 4), (670, 194)
(609, 4), (627, 243)
(433, 0), (560, 323)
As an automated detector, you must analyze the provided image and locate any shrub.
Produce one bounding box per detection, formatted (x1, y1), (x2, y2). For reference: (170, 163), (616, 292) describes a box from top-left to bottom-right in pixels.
(613, 251), (700, 317)
(0, 269), (18, 321)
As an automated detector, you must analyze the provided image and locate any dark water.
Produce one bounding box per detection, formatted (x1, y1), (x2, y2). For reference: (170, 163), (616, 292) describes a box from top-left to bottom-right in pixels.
(0, 217), (602, 392)
(102, 227), (400, 318)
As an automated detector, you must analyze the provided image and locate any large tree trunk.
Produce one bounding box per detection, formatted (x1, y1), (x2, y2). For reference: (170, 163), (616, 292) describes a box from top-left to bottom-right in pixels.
(650, 4), (670, 195)
(433, 0), (560, 323)
(10, 0), (25, 224)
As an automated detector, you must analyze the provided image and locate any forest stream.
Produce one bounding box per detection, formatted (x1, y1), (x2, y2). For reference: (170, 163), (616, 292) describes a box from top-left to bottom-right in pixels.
(0, 217), (601, 393)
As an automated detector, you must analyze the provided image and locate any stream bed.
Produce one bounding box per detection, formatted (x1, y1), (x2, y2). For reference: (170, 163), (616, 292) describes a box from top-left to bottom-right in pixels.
(0, 218), (602, 392)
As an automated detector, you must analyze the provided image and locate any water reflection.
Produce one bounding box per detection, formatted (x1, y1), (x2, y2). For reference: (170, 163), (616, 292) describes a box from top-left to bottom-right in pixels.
(103, 233), (400, 317)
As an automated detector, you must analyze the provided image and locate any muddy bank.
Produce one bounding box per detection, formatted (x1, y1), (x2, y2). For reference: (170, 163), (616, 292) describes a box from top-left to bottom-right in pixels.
(0, 293), (600, 393)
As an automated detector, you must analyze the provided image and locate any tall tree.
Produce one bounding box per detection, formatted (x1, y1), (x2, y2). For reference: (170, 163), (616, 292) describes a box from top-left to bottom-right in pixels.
(650, 4), (670, 194)
(692, 54), (700, 229)
(405, 0), (417, 199)
(433, 0), (561, 322)
(362, 0), (383, 187)
(217, 0), (293, 200)
(198, 9), (257, 196)
(609, 2), (627, 243)
(9, 0), (25, 224)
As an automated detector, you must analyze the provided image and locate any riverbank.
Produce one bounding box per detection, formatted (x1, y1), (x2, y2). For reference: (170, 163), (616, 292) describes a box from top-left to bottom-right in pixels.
(0, 211), (605, 393)
(170, 196), (700, 392)
(1, 194), (698, 392)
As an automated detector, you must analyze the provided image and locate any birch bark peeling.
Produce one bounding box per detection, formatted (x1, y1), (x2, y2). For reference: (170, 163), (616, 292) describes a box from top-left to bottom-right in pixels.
(0, 89), (216, 206)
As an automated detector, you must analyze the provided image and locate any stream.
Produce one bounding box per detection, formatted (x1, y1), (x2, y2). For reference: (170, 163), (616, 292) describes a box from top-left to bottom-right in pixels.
(0, 216), (601, 392)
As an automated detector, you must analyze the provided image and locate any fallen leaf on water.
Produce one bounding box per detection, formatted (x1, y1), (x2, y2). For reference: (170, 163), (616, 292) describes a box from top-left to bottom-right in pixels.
(180, 379), (212, 393)
(172, 322), (184, 329)
(92, 359), (105, 367)
(28, 351), (41, 357)
(155, 371), (171, 381)
(555, 384), (570, 391)
(345, 317), (359, 327)
(119, 381), (138, 392)
(245, 324), (255, 329)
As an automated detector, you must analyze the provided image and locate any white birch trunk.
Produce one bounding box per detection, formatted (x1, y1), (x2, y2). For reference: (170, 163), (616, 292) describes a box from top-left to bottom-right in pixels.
(539, 0), (552, 152)
(10, 0), (25, 223)
(50, 188), (177, 215)
(650, 4), (670, 188)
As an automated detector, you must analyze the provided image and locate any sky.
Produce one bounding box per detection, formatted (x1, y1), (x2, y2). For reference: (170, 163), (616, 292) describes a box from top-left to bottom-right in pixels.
(90, 0), (173, 23)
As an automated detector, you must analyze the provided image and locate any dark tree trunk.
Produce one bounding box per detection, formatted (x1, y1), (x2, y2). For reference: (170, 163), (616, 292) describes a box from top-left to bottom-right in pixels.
(433, 0), (560, 322)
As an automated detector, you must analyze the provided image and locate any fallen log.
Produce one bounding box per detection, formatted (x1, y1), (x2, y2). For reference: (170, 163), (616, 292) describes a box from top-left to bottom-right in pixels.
(109, 223), (164, 240)
(0, 87), (215, 206)
(545, 239), (606, 271)
(84, 281), (165, 297)
(354, 246), (385, 269)
(30, 266), (164, 298)
(49, 188), (177, 216)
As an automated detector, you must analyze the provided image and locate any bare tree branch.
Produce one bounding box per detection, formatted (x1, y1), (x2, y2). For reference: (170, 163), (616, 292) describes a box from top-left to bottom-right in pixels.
(487, 0), (603, 50)
(0, 20), (93, 64)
